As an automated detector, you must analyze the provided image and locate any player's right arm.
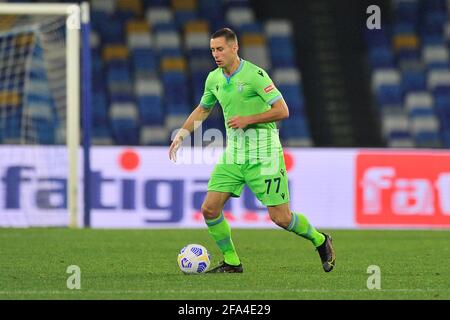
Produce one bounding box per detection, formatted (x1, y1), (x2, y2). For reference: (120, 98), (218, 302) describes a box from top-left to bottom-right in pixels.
(169, 73), (217, 162)
(169, 105), (213, 162)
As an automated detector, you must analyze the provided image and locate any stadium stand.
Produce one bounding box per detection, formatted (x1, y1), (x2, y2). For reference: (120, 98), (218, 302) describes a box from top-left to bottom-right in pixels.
(0, 0), (309, 147)
(365, 0), (450, 148)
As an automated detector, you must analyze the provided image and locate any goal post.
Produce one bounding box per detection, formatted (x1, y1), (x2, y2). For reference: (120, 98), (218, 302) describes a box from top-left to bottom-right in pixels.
(0, 2), (92, 228)
(81, 2), (92, 229)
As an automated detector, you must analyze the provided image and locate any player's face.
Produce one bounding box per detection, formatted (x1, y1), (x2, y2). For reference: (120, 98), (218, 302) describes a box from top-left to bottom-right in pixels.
(210, 37), (238, 69)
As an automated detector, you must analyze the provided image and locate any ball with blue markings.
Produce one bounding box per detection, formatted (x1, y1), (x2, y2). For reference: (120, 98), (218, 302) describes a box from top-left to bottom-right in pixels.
(177, 244), (211, 274)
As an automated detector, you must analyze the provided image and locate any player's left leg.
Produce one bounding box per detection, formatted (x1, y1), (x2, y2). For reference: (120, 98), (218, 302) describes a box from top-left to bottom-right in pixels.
(267, 203), (325, 247)
(267, 203), (336, 273)
(245, 150), (335, 272)
(245, 155), (326, 248)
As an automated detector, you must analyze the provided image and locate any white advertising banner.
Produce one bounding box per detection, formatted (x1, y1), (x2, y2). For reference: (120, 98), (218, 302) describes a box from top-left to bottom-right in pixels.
(0, 146), (71, 227)
(89, 147), (356, 229)
(1, 146), (449, 229)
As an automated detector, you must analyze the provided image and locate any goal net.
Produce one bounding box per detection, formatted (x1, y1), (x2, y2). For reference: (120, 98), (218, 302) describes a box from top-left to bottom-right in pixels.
(0, 3), (88, 228)
(0, 16), (66, 145)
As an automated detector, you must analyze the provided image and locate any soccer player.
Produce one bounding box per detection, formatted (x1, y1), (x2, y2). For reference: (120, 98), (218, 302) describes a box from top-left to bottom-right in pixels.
(169, 28), (335, 273)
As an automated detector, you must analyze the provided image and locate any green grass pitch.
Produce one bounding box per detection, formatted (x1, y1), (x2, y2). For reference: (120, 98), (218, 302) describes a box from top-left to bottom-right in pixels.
(0, 228), (449, 300)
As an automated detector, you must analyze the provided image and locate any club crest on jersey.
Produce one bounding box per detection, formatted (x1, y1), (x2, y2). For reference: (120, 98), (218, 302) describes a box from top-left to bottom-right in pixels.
(237, 82), (244, 92)
(264, 84), (275, 93)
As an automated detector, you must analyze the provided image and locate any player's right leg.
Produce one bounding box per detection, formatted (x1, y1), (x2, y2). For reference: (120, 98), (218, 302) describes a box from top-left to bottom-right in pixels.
(202, 192), (243, 273)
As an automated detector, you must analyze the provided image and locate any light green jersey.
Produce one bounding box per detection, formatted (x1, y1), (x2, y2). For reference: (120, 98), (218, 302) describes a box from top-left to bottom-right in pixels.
(200, 59), (283, 162)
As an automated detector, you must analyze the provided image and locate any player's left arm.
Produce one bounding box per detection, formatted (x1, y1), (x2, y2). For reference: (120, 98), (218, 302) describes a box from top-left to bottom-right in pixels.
(227, 98), (289, 129)
(228, 67), (289, 129)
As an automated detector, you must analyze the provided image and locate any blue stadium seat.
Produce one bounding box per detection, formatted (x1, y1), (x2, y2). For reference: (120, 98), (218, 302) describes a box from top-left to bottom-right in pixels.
(109, 91), (134, 103)
(39, 123), (57, 144)
(97, 19), (124, 44)
(239, 22), (263, 34)
(421, 34), (445, 46)
(131, 48), (158, 72)
(114, 10), (136, 24)
(106, 64), (132, 83)
(224, 0), (251, 11)
(163, 72), (189, 105)
(415, 131), (441, 147)
(90, 10), (110, 31)
(369, 46), (395, 69)
(191, 71), (209, 104)
(402, 70), (426, 92)
(166, 103), (190, 115)
(278, 84), (304, 107)
(143, 0), (170, 7)
(175, 10), (198, 27)
(376, 85), (403, 106)
(92, 93), (109, 127)
(438, 112), (450, 130)
(393, 22), (416, 35)
(422, 11), (447, 36)
(409, 108), (435, 118)
(268, 37), (295, 67)
(427, 61), (450, 71)
(280, 116), (310, 139)
(159, 47), (183, 58)
(434, 92), (450, 116)
(109, 101), (139, 145)
(396, 48), (420, 63)
(364, 29), (390, 48)
(137, 95), (165, 125)
(442, 130), (450, 147)
(92, 122), (111, 137)
(395, 1), (419, 24)
(111, 119), (139, 145)
(388, 130), (412, 141)
(26, 94), (53, 106)
(203, 116), (226, 136)
(424, 0), (447, 11)
(153, 22), (178, 33)
(0, 115), (21, 142)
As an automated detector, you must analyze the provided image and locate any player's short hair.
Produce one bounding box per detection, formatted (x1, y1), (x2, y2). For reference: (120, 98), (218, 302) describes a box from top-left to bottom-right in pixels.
(211, 28), (238, 44)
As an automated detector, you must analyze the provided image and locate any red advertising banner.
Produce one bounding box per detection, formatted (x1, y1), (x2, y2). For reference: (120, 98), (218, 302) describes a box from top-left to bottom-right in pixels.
(356, 152), (450, 227)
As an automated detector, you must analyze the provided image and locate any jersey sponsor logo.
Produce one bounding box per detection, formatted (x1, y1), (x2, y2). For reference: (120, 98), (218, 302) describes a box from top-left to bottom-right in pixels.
(355, 152), (450, 226)
(264, 84), (275, 93)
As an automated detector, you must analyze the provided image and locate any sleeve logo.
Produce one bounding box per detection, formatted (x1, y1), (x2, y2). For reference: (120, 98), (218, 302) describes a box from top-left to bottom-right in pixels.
(264, 84), (275, 93)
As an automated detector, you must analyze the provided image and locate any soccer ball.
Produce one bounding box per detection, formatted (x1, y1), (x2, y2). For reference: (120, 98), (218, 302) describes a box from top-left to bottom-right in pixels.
(177, 244), (211, 274)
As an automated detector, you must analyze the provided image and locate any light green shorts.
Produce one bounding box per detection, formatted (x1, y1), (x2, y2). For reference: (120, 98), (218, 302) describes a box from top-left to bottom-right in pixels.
(207, 151), (290, 206)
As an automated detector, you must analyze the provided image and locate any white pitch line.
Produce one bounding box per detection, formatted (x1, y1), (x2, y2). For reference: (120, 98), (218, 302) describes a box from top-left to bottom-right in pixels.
(0, 289), (449, 295)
